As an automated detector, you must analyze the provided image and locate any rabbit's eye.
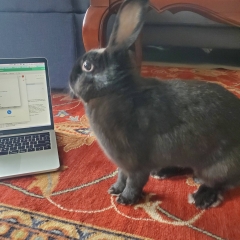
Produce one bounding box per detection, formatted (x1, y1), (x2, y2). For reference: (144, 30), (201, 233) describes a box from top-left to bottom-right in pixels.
(82, 60), (94, 72)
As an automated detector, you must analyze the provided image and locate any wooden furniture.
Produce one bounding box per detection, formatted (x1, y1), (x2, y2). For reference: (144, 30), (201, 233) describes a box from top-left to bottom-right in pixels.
(82, 0), (240, 63)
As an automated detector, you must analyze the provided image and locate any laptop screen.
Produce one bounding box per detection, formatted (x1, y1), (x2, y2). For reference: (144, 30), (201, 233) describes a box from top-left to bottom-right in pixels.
(0, 62), (51, 131)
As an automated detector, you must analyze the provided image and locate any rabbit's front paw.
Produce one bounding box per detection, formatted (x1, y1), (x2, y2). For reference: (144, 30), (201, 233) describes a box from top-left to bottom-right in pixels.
(116, 192), (142, 205)
(108, 184), (125, 196)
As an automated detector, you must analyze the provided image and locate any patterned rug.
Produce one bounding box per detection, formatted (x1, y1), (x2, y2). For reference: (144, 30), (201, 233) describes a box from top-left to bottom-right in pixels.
(1, 65), (240, 240)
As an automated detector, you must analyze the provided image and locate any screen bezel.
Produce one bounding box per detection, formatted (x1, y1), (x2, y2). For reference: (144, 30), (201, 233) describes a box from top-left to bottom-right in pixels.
(0, 58), (54, 136)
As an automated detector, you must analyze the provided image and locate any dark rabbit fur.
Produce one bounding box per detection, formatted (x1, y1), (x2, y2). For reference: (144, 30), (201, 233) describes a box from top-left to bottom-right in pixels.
(70, 0), (240, 209)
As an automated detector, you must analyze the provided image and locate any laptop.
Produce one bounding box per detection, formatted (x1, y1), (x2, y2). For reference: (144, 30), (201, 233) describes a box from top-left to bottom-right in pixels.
(0, 58), (60, 179)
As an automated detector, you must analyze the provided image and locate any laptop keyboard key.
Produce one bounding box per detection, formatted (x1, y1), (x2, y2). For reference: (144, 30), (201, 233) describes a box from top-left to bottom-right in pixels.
(19, 149), (27, 153)
(44, 145), (51, 150)
(28, 148), (35, 152)
(36, 146), (44, 151)
(0, 151), (8, 155)
(9, 150), (18, 154)
(35, 144), (45, 148)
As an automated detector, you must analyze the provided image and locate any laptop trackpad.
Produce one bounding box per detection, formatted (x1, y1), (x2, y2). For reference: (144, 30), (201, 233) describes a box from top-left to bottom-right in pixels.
(0, 154), (22, 176)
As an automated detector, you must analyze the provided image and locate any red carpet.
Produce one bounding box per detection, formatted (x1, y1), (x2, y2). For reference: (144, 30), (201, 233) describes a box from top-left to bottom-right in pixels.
(0, 65), (240, 239)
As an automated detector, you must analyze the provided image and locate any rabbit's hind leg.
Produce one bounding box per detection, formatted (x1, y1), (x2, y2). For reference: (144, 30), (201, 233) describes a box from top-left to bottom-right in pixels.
(188, 146), (240, 209)
(188, 184), (224, 209)
(188, 159), (231, 209)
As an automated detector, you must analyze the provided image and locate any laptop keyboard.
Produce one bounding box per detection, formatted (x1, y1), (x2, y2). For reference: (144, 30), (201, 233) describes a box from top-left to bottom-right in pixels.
(0, 132), (51, 156)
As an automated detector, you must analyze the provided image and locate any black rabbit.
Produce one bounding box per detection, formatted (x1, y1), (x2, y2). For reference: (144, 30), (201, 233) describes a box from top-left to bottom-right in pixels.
(69, 0), (240, 209)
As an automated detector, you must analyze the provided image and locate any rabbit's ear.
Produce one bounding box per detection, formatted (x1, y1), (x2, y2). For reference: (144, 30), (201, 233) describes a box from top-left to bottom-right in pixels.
(108, 0), (148, 49)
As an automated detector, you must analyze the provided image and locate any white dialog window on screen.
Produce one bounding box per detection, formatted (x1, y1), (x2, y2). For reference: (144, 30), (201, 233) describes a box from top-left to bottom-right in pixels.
(0, 74), (30, 124)
(0, 76), (21, 108)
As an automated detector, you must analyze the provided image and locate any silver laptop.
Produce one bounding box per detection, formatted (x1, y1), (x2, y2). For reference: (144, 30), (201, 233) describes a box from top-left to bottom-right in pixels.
(0, 58), (60, 179)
